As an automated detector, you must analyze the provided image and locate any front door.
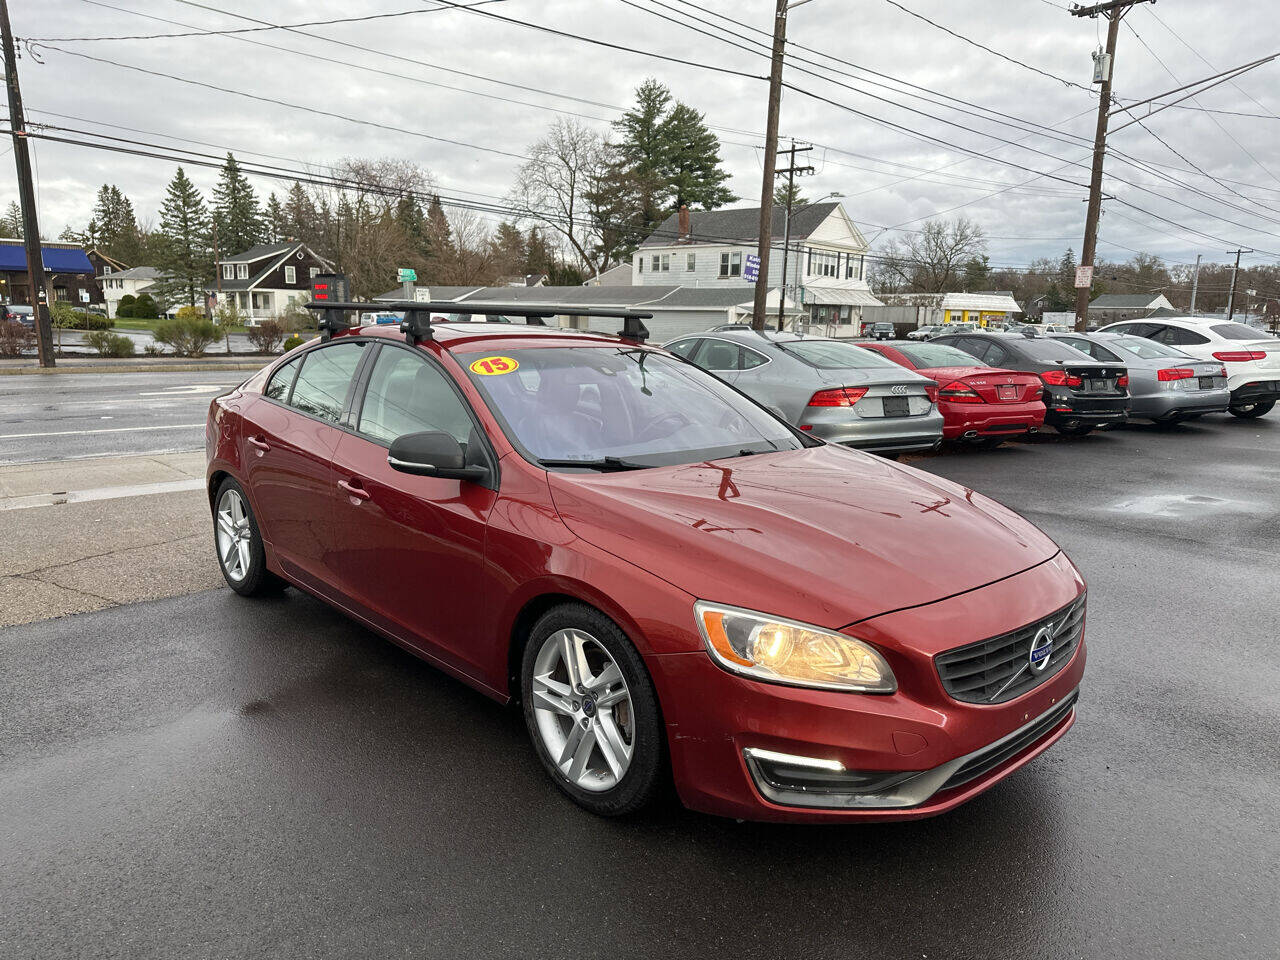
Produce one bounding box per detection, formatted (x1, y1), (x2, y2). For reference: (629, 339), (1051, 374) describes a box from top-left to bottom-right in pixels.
(329, 343), (499, 681)
(241, 340), (369, 594)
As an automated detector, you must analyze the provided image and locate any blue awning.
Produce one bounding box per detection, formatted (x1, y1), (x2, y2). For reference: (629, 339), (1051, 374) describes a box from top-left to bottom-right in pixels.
(0, 244), (96, 274)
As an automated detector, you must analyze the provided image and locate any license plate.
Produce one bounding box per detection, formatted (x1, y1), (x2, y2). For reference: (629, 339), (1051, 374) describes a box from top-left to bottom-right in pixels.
(1088, 379), (1109, 392)
(882, 396), (910, 417)
(1199, 376), (1215, 389)
(997, 384), (1017, 400)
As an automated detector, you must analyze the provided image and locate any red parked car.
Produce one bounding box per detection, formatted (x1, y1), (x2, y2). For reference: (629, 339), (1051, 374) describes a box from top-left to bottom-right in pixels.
(206, 303), (1086, 823)
(859, 340), (1047, 447)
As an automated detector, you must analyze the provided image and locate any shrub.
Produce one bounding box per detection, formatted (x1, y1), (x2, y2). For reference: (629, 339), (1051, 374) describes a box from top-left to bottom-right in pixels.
(75, 313), (113, 330)
(116, 294), (137, 319)
(131, 293), (160, 320)
(282, 334), (305, 352)
(280, 300), (314, 332)
(0, 319), (35, 357)
(153, 315), (218, 357)
(144, 343), (163, 356)
(84, 331), (136, 357)
(247, 318), (286, 353)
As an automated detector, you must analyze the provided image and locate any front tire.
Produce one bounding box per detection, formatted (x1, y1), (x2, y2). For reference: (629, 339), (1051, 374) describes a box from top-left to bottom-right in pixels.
(1229, 400), (1275, 419)
(521, 603), (664, 817)
(212, 477), (274, 597)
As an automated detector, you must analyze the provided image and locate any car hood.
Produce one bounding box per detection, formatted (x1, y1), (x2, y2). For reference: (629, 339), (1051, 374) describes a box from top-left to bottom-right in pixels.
(547, 444), (1060, 630)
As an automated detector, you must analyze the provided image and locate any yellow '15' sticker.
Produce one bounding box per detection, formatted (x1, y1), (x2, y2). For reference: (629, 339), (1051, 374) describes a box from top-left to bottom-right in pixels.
(470, 356), (519, 375)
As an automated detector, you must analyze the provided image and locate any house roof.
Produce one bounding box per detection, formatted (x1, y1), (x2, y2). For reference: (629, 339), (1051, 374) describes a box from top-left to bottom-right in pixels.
(0, 240), (95, 275)
(640, 202), (840, 247)
(210, 242), (332, 292)
(940, 292), (1022, 313)
(221, 242), (297, 264)
(1089, 293), (1169, 308)
(99, 266), (163, 281)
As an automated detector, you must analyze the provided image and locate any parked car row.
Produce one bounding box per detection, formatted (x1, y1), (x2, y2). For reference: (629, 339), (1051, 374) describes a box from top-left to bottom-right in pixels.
(664, 313), (1277, 454)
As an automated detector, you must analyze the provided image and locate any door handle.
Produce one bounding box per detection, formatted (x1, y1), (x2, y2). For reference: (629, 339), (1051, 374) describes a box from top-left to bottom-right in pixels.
(338, 479), (371, 502)
(247, 436), (270, 454)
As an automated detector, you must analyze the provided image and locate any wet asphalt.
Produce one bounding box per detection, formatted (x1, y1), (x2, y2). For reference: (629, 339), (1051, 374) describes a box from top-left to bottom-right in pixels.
(2, 413), (1278, 959)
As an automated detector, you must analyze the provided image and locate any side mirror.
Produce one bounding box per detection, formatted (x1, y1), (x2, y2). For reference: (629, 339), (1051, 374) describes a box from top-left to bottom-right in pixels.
(388, 431), (488, 483)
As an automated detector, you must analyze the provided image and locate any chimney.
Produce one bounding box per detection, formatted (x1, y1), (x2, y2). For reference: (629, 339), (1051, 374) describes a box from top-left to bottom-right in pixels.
(677, 204), (690, 243)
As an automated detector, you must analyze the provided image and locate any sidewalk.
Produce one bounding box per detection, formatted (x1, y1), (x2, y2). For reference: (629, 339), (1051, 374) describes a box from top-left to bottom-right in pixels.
(0, 355), (268, 375)
(0, 452), (222, 627)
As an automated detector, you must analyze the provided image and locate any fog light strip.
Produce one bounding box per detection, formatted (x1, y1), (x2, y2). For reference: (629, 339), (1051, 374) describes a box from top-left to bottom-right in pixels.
(742, 747), (845, 772)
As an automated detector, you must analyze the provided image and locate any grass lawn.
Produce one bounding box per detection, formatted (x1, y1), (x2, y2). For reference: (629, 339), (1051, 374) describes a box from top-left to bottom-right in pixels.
(114, 318), (250, 335)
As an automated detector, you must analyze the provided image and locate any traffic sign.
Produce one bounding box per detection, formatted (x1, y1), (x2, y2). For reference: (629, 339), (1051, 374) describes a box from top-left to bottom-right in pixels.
(744, 254), (761, 283)
(397, 267), (418, 283)
(1074, 265), (1093, 289)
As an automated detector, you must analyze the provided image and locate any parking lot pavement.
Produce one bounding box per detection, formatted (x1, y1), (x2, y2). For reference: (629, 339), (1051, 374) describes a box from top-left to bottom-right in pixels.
(1, 415), (1277, 959)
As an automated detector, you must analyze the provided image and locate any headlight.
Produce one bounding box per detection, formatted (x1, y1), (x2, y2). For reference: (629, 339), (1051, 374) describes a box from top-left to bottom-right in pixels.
(695, 602), (896, 693)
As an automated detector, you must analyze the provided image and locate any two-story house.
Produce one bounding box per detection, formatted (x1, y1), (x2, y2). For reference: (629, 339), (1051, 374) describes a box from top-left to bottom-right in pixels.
(99, 266), (167, 318)
(633, 202), (882, 334)
(207, 241), (333, 325)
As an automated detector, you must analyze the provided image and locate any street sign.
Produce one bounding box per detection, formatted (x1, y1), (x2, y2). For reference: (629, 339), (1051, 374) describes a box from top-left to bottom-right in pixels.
(1074, 265), (1093, 289)
(397, 267), (418, 283)
(744, 254), (761, 283)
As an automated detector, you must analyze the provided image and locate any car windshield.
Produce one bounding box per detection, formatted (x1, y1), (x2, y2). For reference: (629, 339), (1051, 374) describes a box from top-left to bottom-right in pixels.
(463, 346), (806, 468)
(894, 343), (983, 367)
(1210, 322), (1268, 341)
(780, 340), (899, 369)
(1108, 335), (1189, 360)
(1018, 339), (1095, 363)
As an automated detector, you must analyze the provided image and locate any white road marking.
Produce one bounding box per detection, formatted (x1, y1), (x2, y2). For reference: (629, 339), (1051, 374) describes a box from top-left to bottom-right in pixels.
(0, 423), (205, 440)
(137, 385), (229, 396)
(0, 478), (206, 511)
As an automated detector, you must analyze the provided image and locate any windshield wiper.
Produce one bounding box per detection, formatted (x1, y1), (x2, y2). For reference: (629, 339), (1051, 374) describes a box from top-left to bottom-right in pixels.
(537, 457), (651, 472)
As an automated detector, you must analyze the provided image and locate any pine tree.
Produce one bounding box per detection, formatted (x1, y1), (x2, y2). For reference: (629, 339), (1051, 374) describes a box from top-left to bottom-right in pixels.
(773, 182), (806, 208)
(263, 192), (285, 243)
(282, 183), (318, 244)
(0, 201), (23, 239)
(154, 167), (213, 307)
(612, 78), (673, 231)
(212, 154), (264, 256)
(424, 194), (453, 280)
(91, 185), (143, 264)
(661, 103), (735, 211)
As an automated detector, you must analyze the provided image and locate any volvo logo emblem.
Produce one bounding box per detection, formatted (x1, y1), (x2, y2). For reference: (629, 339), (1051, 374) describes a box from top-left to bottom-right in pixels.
(1029, 624), (1055, 673)
(890, 384), (908, 396)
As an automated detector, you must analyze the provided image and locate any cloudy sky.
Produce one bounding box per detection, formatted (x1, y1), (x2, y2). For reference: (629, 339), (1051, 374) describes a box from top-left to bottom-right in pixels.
(10, 0), (1280, 273)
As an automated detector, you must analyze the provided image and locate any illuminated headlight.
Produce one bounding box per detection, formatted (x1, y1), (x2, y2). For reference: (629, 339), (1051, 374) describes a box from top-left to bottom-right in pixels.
(695, 602), (897, 693)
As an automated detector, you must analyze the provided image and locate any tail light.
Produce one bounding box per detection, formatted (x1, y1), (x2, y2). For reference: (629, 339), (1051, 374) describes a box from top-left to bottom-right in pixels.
(1212, 350), (1266, 362)
(1217, 366), (1227, 377)
(1116, 374), (1129, 388)
(807, 387), (869, 407)
(1040, 370), (1082, 387)
(924, 384), (938, 403)
(1157, 368), (1195, 381)
(937, 380), (983, 403)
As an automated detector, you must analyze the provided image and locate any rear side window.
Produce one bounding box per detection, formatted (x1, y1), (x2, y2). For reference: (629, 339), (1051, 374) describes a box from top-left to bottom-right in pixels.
(1106, 322), (1156, 338)
(665, 338), (702, 360)
(1154, 325), (1209, 346)
(264, 356), (300, 402)
(697, 340), (743, 372)
(740, 346), (769, 370)
(1061, 337), (1120, 363)
(1110, 336), (1187, 360)
(982, 342), (1011, 367)
(357, 347), (475, 446)
(1018, 339), (1094, 363)
(783, 340), (897, 369)
(1211, 322), (1268, 341)
(289, 342), (367, 423)
(894, 343), (977, 368)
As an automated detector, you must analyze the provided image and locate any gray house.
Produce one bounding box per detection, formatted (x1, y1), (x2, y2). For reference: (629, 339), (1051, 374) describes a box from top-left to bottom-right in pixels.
(207, 241), (334, 325)
(1087, 292), (1175, 324)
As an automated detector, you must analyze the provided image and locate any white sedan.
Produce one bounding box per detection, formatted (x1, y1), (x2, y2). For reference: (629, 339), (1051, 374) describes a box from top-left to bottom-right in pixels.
(1098, 316), (1280, 418)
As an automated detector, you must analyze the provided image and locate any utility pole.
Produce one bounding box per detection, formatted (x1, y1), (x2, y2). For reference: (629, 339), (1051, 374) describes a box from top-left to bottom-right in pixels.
(1226, 248), (1251, 320)
(1, 0), (54, 367)
(1189, 253), (1201, 314)
(751, 0), (793, 331)
(1069, 0), (1155, 333)
(775, 141), (813, 331)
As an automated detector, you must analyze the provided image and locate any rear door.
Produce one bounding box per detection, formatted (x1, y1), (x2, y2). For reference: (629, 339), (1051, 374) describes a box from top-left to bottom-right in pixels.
(242, 340), (370, 593)
(690, 337), (745, 385)
(328, 342), (500, 681)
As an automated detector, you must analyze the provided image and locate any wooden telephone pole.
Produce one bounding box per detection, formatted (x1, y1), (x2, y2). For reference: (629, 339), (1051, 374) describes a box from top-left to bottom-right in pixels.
(1, 0), (55, 366)
(1069, 0), (1155, 333)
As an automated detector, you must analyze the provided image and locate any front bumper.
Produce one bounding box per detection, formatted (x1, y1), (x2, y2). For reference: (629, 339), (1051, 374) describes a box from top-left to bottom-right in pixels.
(653, 555), (1087, 822)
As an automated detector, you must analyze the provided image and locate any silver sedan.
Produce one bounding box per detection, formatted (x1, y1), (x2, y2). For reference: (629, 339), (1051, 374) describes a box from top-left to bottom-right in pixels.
(664, 330), (944, 455)
(1048, 331), (1230, 422)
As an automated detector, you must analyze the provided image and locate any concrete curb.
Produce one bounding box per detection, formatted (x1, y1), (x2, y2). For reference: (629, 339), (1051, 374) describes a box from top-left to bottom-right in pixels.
(0, 362), (265, 376)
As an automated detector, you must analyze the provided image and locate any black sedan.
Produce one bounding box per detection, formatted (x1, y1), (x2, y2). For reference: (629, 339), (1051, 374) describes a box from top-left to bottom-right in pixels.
(933, 332), (1129, 436)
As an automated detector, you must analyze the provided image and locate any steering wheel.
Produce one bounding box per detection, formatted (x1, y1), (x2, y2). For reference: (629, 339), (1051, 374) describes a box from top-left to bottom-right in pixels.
(635, 411), (690, 443)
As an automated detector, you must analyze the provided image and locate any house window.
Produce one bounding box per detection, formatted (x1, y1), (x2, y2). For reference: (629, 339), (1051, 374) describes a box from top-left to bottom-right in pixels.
(686, 253), (696, 271)
(660, 254), (670, 272)
(103, 266), (112, 275)
(236, 263), (249, 280)
(807, 250), (838, 278)
(720, 251), (742, 278)
(846, 255), (863, 280)
(284, 266), (296, 284)
(651, 255), (660, 272)
(222, 264), (234, 280)
(637, 257), (643, 274)
(54, 286), (69, 301)
(252, 292), (271, 311)
(309, 266), (319, 279)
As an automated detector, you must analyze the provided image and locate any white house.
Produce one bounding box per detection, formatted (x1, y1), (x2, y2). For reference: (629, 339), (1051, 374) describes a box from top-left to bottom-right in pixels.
(98, 266), (165, 319)
(206, 241), (334, 325)
(633, 202), (882, 336)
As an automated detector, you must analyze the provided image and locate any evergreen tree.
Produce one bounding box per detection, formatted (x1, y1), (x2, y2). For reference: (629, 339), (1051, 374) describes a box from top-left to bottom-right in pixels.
(489, 221), (527, 278)
(611, 78), (673, 232)
(154, 167), (213, 307)
(661, 103), (735, 211)
(263, 192), (285, 243)
(91, 185), (143, 264)
(1, 201), (24, 239)
(212, 153), (264, 256)
(395, 194), (430, 259)
(773, 182), (807, 208)
(962, 254), (991, 292)
(282, 183), (318, 244)
(424, 194), (453, 280)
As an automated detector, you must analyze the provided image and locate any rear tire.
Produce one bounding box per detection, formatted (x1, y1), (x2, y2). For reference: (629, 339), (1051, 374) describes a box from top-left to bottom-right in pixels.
(1228, 400), (1275, 419)
(521, 603), (664, 817)
(212, 477), (276, 597)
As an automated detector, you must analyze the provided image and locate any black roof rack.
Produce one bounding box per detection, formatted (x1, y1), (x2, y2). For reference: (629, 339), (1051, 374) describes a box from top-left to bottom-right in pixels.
(304, 300), (652, 345)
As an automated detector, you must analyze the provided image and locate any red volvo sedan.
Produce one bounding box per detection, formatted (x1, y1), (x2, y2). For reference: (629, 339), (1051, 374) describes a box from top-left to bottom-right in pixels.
(859, 340), (1047, 447)
(206, 304), (1086, 822)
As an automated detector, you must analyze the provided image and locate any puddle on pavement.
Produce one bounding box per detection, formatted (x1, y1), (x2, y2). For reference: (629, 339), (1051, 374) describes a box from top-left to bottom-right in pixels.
(1108, 493), (1257, 517)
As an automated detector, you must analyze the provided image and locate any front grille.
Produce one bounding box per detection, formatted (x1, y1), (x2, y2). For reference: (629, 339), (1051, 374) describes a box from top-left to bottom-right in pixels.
(938, 691), (1078, 792)
(935, 593), (1085, 704)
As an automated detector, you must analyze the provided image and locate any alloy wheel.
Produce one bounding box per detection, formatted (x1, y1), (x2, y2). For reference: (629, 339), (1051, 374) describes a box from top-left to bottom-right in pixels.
(530, 629), (635, 792)
(215, 488), (253, 583)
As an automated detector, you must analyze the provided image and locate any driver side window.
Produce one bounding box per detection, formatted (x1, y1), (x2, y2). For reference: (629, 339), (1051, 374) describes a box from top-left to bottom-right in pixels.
(357, 347), (476, 447)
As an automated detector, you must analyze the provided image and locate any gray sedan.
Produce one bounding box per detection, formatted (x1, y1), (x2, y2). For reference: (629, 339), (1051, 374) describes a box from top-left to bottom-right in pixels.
(1048, 331), (1230, 422)
(664, 330), (943, 455)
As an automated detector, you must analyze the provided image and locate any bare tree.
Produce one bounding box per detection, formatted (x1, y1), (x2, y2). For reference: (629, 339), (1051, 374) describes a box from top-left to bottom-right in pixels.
(875, 218), (987, 293)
